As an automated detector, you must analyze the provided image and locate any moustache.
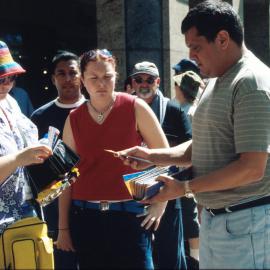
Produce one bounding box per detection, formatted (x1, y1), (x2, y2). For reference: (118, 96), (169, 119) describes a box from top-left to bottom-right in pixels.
(138, 88), (151, 95)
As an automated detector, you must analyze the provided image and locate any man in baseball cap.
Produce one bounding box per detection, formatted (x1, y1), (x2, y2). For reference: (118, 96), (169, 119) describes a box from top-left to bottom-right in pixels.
(172, 58), (200, 76)
(130, 61), (160, 103)
(173, 70), (203, 105)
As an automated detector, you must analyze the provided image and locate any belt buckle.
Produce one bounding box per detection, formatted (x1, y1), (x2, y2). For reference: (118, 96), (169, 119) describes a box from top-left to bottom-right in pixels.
(100, 201), (110, 211)
(207, 208), (215, 216)
(225, 207), (232, 213)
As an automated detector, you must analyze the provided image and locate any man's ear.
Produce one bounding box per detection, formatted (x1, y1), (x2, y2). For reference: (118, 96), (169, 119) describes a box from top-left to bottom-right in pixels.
(51, 75), (56, 86)
(216, 30), (229, 49)
(156, 77), (161, 86)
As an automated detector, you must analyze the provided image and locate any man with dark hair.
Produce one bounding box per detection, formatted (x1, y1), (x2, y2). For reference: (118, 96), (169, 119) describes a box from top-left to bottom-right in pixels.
(31, 50), (85, 269)
(31, 51), (85, 138)
(118, 1), (270, 269)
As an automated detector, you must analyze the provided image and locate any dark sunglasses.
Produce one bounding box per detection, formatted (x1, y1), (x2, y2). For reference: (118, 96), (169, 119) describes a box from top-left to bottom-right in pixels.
(0, 75), (17, 84)
(134, 76), (156, 84)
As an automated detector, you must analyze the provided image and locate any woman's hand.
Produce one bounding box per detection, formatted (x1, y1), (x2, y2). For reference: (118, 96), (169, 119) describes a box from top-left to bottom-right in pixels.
(55, 229), (75, 252)
(137, 201), (167, 231)
(17, 145), (52, 167)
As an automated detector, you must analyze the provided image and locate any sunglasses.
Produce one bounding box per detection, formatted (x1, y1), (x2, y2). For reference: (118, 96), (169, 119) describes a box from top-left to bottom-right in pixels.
(134, 76), (156, 84)
(82, 49), (113, 60)
(0, 75), (17, 84)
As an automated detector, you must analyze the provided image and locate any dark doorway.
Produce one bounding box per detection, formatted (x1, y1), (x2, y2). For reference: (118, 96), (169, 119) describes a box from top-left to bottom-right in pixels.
(0, 0), (97, 108)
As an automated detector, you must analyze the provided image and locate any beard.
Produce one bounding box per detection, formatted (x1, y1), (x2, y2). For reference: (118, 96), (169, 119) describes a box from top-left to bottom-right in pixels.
(137, 88), (154, 99)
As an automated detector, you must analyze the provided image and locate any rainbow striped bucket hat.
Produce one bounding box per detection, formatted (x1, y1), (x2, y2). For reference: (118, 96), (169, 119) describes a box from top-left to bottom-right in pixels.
(0, 40), (25, 78)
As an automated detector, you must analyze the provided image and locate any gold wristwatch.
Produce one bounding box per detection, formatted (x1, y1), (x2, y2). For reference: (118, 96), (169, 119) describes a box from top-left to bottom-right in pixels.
(183, 181), (194, 198)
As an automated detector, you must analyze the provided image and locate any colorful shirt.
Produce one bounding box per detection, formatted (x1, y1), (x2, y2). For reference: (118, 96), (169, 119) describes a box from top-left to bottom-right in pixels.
(0, 95), (38, 233)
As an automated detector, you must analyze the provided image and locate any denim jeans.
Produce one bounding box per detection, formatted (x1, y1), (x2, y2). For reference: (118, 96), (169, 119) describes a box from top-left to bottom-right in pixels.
(200, 204), (270, 269)
(70, 203), (153, 269)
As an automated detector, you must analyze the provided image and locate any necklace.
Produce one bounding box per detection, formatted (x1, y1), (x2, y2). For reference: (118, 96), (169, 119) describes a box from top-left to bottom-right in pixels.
(88, 97), (115, 123)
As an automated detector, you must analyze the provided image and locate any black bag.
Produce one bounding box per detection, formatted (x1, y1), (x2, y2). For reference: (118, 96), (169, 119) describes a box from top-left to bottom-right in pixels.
(27, 139), (80, 198)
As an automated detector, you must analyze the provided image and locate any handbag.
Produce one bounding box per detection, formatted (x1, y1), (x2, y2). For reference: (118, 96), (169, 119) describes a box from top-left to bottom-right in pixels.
(27, 139), (80, 206)
(12, 113), (80, 207)
(0, 217), (54, 269)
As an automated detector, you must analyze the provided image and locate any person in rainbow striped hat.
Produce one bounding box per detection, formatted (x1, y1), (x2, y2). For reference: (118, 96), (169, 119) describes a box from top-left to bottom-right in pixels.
(0, 40), (25, 86)
(0, 40), (52, 240)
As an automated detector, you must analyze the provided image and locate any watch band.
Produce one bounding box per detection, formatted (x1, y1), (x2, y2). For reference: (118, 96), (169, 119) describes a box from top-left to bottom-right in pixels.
(184, 181), (194, 198)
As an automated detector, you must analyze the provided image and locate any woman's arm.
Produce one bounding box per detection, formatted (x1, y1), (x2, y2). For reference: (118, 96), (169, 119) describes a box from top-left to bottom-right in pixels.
(135, 98), (169, 148)
(134, 98), (168, 230)
(57, 116), (76, 251)
(0, 145), (52, 184)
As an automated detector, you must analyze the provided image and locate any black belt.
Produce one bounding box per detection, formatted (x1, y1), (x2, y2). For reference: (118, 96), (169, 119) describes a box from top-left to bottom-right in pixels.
(72, 200), (146, 214)
(206, 195), (270, 216)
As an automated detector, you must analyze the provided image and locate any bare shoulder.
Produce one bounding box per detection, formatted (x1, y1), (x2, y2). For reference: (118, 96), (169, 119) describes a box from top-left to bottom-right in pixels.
(134, 97), (152, 113)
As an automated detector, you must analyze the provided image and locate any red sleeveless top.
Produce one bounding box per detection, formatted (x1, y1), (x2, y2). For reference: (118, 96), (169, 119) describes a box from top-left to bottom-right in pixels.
(69, 93), (143, 201)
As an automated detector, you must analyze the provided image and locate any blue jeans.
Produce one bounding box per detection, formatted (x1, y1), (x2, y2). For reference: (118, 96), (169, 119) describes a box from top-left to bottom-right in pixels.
(70, 203), (153, 269)
(200, 204), (270, 269)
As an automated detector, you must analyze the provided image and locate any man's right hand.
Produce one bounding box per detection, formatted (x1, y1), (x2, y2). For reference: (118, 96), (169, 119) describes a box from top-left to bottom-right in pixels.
(118, 146), (153, 170)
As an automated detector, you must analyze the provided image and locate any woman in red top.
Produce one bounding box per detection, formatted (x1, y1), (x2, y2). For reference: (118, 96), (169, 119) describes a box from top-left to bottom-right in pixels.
(56, 49), (169, 269)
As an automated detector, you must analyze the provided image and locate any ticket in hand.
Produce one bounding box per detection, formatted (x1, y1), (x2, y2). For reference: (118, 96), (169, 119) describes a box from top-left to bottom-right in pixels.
(104, 149), (153, 164)
(48, 126), (60, 149)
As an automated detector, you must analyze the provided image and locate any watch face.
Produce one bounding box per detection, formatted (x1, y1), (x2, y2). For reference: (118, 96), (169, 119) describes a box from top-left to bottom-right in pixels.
(185, 191), (194, 199)
(184, 181), (194, 199)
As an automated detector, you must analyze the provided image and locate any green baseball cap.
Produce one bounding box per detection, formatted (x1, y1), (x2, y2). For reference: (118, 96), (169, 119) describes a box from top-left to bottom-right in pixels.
(173, 71), (203, 98)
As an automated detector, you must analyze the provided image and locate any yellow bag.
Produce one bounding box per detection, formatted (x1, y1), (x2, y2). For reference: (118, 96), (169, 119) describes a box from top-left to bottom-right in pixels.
(0, 217), (54, 269)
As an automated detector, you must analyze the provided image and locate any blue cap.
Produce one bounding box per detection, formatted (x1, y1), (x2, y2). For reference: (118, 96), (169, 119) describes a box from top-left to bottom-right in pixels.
(172, 59), (200, 75)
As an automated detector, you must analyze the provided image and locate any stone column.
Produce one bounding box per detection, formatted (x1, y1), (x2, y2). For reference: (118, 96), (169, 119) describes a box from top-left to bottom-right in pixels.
(232, 0), (244, 22)
(124, 0), (190, 97)
(96, 0), (190, 97)
(96, 0), (126, 90)
(164, 0), (189, 97)
(243, 0), (270, 65)
(125, 0), (164, 87)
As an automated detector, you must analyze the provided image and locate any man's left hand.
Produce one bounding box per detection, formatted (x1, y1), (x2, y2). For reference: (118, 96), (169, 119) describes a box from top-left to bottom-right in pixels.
(144, 175), (185, 204)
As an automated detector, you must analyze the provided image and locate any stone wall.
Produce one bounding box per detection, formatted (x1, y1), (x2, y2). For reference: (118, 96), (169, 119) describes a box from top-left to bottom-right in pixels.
(96, 0), (270, 97)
